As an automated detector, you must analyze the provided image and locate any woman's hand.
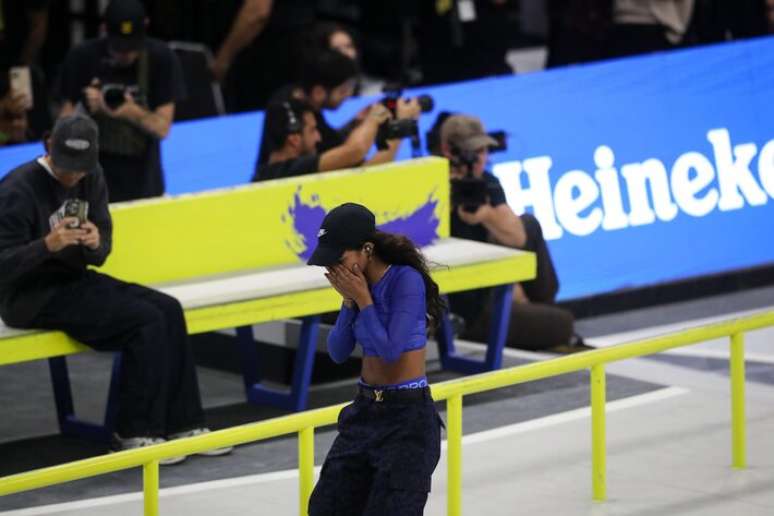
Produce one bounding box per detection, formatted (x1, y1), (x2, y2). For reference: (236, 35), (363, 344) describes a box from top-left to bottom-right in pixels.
(325, 264), (373, 309)
(325, 266), (353, 306)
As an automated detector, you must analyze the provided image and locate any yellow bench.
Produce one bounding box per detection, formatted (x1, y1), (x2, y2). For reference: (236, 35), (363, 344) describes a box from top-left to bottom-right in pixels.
(0, 157), (535, 441)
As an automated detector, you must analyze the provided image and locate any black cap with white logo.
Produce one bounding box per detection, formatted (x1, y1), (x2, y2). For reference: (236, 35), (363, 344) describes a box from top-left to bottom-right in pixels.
(307, 203), (376, 266)
(104, 0), (147, 52)
(50, 115), (100, 175)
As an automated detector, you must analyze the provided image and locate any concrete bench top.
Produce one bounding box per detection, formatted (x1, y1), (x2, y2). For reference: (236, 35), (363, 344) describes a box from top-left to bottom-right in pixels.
(0, 238), (534, 364)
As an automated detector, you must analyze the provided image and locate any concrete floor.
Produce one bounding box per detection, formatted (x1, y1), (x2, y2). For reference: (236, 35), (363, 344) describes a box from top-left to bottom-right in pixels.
(1, 286), (773, 515)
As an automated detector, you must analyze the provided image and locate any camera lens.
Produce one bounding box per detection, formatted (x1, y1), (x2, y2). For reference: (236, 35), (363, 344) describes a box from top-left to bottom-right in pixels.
(103, 87), (125, 110)
(416, 95), (434, 113)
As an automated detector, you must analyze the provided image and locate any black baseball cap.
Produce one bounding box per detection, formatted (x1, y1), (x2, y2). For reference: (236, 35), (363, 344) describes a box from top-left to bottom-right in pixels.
(50, 115), (100, 175)
(307, 203), (376, 266)
(104, 0), (146, 52)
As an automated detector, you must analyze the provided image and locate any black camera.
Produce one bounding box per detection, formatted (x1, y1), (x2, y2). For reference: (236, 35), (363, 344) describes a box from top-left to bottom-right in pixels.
(487, 130), (507, 153)
(380, 83), (434, 116)
(450, 146), (480, 169)
(375, 84), (433, 152)
(375, 119), (418, 150)
(451, 177), (489, 213)
(449, 144), (488, 213)
(97, 79), (146, 111)
(101, 84), (128, 110)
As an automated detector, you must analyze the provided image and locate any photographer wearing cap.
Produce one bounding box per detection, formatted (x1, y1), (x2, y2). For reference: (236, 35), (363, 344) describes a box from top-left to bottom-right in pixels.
(252, 98), (422, 181)
(0, 115), (231, 462)
(440, 114), (584, 353)
(57, 0), (185, 202)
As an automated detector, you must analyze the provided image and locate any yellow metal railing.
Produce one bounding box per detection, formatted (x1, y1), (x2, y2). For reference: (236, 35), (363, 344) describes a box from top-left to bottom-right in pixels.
(1, 310), (772, 515)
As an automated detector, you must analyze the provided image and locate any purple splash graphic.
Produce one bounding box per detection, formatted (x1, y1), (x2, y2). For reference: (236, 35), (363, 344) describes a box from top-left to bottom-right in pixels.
(286, 190), (440, 262)
(284, 192), (327, 261)
(378, 199), (439, 247)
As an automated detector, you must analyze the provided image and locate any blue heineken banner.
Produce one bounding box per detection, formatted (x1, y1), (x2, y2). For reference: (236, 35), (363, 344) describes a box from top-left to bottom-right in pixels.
(2, 37), (773, 300)
(412, 38), (774, 300)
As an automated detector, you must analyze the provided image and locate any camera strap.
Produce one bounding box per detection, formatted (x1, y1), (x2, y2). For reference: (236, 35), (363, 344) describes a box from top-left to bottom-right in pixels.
(137, 50), (149, 103)
(95, 50), (151, 158)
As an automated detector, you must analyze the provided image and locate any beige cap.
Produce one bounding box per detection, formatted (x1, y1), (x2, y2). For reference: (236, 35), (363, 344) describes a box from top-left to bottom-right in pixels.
(440, 115), (498, 152)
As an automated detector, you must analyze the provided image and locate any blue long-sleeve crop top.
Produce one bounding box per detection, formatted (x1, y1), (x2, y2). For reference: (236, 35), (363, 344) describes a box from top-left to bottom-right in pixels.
(326, 265), (427, 364)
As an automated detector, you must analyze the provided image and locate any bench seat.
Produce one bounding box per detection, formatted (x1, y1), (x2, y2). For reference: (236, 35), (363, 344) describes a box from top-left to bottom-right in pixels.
(0, 157), (535, 438)
(1, 238), (534, 365)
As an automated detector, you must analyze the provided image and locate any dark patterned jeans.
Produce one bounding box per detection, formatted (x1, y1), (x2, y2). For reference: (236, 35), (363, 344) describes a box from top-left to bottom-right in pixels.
(309, 388), (443, 516)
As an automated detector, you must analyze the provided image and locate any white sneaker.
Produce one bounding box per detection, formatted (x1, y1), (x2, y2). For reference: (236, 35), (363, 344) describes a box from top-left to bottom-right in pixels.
(111, 434), (187, 466)
(167, 427), (233, 456)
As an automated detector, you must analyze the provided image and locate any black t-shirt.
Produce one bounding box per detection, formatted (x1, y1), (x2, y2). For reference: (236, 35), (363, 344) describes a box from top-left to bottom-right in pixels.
(315, 111), (345, 155)
(448, 172), (508, 325)
(55, 37), (186, 202)
(0, 159), (111, 326)
(252, 155), (320, 182)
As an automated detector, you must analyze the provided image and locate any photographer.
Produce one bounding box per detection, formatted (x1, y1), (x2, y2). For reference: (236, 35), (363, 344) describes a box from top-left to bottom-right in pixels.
(258, 49), (418, 168)
(257, 49), (359, 166)
(57, 0), (185, 202)
(440, 114), (584, 353)
(0, 115), (231, 461)
(253, 98), (420, 181)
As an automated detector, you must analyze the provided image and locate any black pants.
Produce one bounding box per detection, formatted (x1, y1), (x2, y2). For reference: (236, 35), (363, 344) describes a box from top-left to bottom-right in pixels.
(465, 301), (574, 351)
(519, 213), (559, 305)
(462, 214), (572, 350)
(309, 388), (442, 516)
(28, 271), (205, 438)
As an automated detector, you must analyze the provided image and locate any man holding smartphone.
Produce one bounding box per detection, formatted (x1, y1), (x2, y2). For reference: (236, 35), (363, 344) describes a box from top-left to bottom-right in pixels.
(0, 115), (230, 462)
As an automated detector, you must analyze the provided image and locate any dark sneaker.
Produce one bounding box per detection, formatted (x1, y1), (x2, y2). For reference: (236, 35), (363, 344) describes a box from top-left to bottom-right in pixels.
(167, 427), (233, 456)
(111, 434), (187, 466)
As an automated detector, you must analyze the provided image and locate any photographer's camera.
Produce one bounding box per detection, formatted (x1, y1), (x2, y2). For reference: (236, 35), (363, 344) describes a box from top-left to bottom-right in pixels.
(101, 84), (128, 110)
(374, 84), (434, 151)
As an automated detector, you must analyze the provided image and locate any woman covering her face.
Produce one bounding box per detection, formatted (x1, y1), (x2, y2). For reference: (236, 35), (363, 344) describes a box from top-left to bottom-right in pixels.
(306, 202), (445, 515)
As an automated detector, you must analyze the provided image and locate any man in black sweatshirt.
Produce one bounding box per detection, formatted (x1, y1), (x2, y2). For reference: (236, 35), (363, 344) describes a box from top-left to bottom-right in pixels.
(0, 115), (231, 463)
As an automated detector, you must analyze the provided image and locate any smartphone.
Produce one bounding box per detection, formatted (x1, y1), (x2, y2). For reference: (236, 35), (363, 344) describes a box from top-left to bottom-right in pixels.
(64, 199), (89, 228)
(9, 66), (34, 110)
